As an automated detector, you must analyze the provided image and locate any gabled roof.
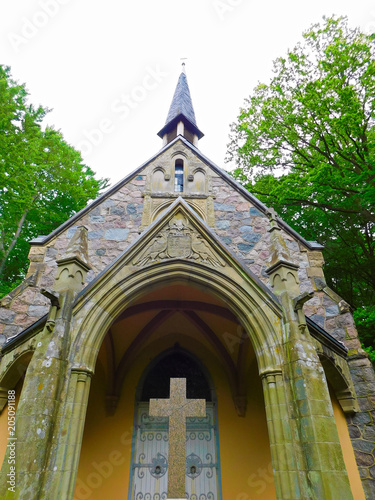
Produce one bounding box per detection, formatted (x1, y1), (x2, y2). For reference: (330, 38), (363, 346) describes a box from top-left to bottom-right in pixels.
(29, 136), (323, 251)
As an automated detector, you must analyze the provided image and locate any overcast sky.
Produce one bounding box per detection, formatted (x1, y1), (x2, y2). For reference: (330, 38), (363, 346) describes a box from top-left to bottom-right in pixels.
(1, 0), (374, 187)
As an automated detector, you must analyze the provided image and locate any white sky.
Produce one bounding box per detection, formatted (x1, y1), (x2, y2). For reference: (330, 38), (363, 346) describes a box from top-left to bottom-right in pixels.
(1, 0), (374, 187)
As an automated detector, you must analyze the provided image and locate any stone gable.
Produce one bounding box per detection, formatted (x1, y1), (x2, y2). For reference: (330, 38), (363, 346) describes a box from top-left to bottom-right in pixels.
(0, 138), (365, 355)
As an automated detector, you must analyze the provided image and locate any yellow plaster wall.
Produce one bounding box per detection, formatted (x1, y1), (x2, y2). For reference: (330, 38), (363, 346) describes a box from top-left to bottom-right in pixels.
(74, 334), (276, 500)
(0, 378), (24, 472)
(330, 387), (366, 500)
(218, 359), (276, 500)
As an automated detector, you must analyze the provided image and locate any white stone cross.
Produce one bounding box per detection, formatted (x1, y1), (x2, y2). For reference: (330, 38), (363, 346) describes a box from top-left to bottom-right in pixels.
(149, 378), (206, 499)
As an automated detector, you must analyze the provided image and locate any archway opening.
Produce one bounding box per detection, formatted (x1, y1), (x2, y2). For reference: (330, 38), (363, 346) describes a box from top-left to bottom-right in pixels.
(75, 280), (276, 500)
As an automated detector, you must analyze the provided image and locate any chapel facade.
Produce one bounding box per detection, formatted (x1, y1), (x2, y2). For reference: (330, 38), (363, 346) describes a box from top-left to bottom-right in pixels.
(0, 67), (374, 500)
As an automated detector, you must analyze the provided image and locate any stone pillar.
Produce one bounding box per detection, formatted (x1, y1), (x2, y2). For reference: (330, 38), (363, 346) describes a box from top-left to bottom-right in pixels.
(0, 296), (67, 499)
(0, 227), (91, 499)
(40, 367), (92, 499)
(283, 314), (353, 499)
(265, 208), (353, 499)
(261, 368), (303, 499)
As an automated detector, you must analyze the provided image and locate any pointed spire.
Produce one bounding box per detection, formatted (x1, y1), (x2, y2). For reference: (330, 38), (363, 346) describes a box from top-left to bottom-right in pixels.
(165, 71), (197, 127)
(158, 64), (204, 145)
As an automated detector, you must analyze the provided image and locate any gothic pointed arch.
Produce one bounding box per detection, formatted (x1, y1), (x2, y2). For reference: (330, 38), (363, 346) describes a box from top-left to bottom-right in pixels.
(69, 198), (283, 378)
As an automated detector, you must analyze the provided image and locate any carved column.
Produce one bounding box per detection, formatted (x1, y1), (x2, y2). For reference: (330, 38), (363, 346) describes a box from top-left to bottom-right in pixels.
(41, 367), (92, 499)
(261, 368), (303, 499)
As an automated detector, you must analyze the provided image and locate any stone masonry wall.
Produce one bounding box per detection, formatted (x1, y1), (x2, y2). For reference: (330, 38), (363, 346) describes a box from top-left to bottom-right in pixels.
(211, 172), (314, 294)
(0, 175), (146, 341)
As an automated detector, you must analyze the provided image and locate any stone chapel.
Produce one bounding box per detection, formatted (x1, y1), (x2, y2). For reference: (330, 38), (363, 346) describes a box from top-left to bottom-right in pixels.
(0, 67), (374, 500)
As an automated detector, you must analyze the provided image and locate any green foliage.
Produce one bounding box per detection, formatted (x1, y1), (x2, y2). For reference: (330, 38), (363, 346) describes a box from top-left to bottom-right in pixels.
(353, 306), (375, 347)
(363, 346), (375, 366)
(227, 17), (375, 347)
(0, 65), (109, 294)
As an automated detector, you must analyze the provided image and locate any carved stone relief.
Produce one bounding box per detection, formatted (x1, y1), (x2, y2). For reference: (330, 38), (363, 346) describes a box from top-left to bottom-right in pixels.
(133, 213), (225, 268)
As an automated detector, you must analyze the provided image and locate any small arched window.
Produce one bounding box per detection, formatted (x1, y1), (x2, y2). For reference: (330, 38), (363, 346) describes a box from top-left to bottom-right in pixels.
(174, 159), (184, 192)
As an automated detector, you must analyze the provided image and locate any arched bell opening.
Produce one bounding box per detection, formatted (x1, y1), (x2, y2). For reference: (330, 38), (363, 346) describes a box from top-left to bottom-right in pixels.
(74, 279), (276, 499)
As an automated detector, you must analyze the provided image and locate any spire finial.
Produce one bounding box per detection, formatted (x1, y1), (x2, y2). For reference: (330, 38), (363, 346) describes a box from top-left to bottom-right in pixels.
(180, 57), (187, 74)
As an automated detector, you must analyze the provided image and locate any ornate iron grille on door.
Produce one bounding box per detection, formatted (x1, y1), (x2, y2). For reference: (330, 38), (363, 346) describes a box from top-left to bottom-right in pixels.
(130, 402), (219, 500)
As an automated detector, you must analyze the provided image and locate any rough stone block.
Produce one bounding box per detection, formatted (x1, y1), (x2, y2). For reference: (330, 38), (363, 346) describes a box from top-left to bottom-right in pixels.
(237, 243), (254, 253)
(352, 412), (371, 425)
(359, 467), (369, 479)
(214, 203), (235, 212)
(309, 314), (325, 328)
(3, 324), (22, 337)
(220, 237), (232, 245)
(126, 203), (137, 214)
(104, 228), (129, 241)
(216, 220), (230, 229)
(330, 328), (346, 341)
(0, 309), (16, 324)
(363, 426), (375, 441)
(110, 206), (125, 216)
(102, 199), (115, 207)
(28, 305), (48, 317)
(89, 215), (105, 223)
(354, 449), (375, 467)
(242, 232), (262, 244)
(286, 240), (299, 252)
(348, 425), (361, 439)
(88, 231), (104, 240)
(326, 305), (339, 317)
(236, 202), (249, 211)
(352, 439), (375, 454)
(239, 225), (253, 232)
(355, 382), (375, 397)
(363, 478), (375, 499)
(249, 207), (264, 217)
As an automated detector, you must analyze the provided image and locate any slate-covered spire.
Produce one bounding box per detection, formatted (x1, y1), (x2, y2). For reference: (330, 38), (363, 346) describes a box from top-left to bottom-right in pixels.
(158, 63), (204, 147)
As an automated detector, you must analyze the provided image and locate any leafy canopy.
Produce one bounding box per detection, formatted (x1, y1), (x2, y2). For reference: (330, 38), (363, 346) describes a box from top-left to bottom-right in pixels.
(0, 65), (109, 296)
(227, 17), (375, 350)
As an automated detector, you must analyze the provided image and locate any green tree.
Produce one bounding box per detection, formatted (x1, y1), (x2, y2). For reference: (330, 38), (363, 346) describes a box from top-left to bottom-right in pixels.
(227, 17), (375, 351)
(0, 65), (109, 296)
